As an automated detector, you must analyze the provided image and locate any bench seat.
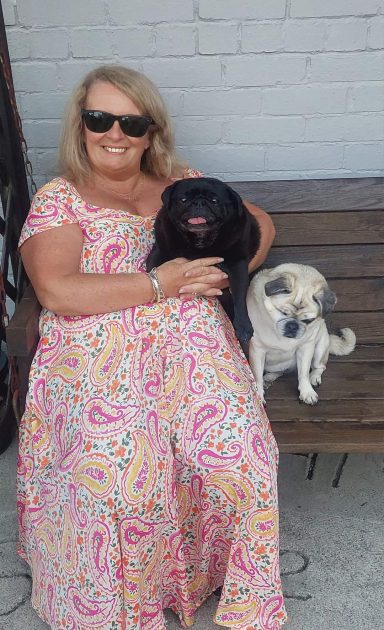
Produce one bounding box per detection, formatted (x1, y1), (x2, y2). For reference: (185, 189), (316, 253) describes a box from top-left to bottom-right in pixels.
(6, 177), (384, 454)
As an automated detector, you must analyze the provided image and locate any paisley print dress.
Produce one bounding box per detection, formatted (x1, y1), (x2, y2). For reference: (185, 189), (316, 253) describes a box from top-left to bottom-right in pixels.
(17, 173), (287, 629)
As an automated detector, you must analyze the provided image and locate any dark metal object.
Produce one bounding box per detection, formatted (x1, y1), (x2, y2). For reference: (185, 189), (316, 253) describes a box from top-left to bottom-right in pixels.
(0, 6), (32, 453)
(332, 453), (349, 488)
(305, 453), (318, 480)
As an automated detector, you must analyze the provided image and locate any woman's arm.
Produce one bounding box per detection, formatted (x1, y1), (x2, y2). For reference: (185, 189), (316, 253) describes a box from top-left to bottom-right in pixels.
(244, 201), (276, 272)
(20, 224), (227, 316)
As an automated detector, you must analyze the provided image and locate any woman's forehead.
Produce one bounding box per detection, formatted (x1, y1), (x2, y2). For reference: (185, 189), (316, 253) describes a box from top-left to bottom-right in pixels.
(85, 80), (142, 116)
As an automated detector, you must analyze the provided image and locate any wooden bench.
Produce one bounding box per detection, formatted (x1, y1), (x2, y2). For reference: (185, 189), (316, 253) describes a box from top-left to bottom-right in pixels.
(6, 177), (384, 457)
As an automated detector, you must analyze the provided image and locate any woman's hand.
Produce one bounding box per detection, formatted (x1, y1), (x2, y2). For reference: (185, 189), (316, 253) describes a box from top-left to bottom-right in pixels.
(156, 257), (228, 298)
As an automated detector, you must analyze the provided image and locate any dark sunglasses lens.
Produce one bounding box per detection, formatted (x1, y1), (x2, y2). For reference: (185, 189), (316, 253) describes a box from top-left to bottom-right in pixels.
(83, 111), (114, 133)
(120, 116), (152, 137)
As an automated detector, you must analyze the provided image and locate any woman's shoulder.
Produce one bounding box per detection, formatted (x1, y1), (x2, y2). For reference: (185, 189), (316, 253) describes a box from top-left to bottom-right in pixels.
(34, 176), (79, 202)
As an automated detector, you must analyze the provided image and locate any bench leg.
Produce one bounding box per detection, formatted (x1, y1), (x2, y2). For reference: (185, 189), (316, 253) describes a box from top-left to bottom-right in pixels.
(332, 453), (349, 488)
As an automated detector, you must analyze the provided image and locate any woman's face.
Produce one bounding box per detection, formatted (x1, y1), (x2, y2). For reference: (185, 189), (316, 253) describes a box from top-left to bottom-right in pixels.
(83, 80), (151, 179)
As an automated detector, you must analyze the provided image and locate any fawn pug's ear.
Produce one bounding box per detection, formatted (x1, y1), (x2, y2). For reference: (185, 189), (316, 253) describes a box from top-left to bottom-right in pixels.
(264, 276), (291, 297)
(314, 287), (337, 315)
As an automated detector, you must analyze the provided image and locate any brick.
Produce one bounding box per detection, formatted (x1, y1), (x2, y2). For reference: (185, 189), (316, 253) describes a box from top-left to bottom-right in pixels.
(58, 61), (109, 90)
(263, 85), (347, 115)
(368, 17), (384, 49)
(199, 0), (286, 20)
(223, 116), (304, 143)
(35, 149), (59, 177)
(20, 92), (69, 119)
(199, 23), (238, 55)
(343, 143), (384, 169)
(29, 29), (69, 59)
(310, 52), (384, 81)
(113, 28), (154, 57)
(2, 0), (16, 26)
(325, 19), (368, 51)
(12, 63), (58, 92)
(155, 25), (196, 56)
(284, 20), (326, 52)
(290, 0), (383, 18)
(266, 143), (343, 170)
(22, 121), (62, 148)
(6, 30), (30, 60)
(242, 23), (284, 53)
(225, 55), (306, 86)
(142, 58), (222, 88)
(348, 84), (384, 112)
(159, 90), (183, 116)
(174, 118), (222, 146)
(71, 29), (114, 58)
(180, 145), (265, 174)
(306, 114), (384, 141)
(107, 0), (193, 24)
(17, 0), (106, 26)
(183, 89), (262, 116)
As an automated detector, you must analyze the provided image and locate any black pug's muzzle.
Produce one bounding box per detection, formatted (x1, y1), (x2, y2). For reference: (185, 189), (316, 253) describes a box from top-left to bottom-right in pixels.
(146, 177), (261, 354)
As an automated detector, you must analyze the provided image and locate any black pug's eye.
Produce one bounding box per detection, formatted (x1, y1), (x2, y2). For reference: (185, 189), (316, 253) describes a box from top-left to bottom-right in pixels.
(211, 197), (219, 204)
(180, 197), (188, 203)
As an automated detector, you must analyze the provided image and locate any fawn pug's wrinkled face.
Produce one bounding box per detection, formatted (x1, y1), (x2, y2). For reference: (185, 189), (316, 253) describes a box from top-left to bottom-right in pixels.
(262, 263), (337, 339)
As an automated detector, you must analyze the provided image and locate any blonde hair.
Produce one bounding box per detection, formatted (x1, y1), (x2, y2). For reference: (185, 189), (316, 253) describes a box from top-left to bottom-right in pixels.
(58, 64), (185, 183)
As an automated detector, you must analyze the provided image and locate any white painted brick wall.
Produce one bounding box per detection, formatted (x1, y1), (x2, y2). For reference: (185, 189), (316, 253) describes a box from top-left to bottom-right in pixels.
(4, 0), (384, 182)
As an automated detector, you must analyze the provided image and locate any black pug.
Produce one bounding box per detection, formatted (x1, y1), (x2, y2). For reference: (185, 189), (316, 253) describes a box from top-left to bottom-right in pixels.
(146, 177), (261, 353)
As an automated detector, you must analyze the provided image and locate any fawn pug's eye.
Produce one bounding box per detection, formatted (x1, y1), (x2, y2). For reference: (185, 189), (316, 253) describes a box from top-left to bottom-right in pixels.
(302, 318), (315, 325)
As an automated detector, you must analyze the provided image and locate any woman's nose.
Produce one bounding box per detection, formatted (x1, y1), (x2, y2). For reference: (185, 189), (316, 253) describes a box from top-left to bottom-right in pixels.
(106, 120), (126, 140)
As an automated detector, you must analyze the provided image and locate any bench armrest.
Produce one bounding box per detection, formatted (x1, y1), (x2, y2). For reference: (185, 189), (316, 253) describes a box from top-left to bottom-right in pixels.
(6, 284), (41, 357)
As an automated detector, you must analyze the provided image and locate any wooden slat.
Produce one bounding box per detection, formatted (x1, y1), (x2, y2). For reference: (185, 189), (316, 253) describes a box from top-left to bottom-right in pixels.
(272, 210), (384, 246)
(272, 422), (384, 453)
(231, 177), (384, 213)
(266, 362), (384, 401)
(267, 398), (384, 423)
(6, 284), (40, 357)
(327, 312), (384, 344)
(264, 244), (383, 277)
(329, 279), (384, 312)
(331, 345), (384, 362)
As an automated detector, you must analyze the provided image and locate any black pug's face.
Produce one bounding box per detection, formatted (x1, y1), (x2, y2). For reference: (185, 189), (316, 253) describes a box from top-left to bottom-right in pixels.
(161, 177), (244, 236)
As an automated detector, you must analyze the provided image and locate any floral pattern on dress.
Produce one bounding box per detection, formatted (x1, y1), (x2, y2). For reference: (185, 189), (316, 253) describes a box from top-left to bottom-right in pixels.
(17, 173), (287, 629)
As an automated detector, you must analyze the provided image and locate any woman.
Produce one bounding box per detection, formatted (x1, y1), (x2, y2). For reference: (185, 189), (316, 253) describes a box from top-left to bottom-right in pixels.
(18, 65), (287, 629)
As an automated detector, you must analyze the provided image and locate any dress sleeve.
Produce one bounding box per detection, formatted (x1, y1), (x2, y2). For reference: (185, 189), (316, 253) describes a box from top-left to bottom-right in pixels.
(18, 178), (79, 248)
(181, 167), (204, 179)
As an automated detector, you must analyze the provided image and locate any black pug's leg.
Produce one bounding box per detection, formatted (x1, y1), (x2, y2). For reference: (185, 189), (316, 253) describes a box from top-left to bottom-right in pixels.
(225, 259), (254, 357)
(145, 245), (164, 272)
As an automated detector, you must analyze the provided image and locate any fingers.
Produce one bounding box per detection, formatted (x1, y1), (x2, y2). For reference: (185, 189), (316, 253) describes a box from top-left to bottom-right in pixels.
(183, 257), (224, 277)
(179, 282), (223, 296)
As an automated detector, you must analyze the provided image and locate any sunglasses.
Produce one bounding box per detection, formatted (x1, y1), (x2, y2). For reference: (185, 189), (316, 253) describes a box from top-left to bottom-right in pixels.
(81, 109), (154, 137)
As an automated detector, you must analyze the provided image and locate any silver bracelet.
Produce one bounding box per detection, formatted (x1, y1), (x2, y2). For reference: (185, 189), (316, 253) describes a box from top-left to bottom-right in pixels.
(147, 267), (166, 303)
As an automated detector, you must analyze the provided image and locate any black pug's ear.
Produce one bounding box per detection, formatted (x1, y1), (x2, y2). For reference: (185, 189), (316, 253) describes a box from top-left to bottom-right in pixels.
(314, 287), (337, 315)
(264, 276), (291, 296)
(161, 181), (177, 208)
(226, 185), (246, 217)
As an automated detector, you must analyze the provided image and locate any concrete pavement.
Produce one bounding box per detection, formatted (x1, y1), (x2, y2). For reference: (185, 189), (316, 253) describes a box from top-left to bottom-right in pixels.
(1, 437), (383, 629)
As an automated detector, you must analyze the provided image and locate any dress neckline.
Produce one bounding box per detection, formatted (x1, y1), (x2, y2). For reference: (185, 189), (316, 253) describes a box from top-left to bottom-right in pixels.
(62, 177), (160, 220)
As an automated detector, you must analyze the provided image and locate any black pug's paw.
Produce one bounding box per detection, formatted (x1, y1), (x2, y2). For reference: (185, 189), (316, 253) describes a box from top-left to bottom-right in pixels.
(234, 318), (254, 358)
